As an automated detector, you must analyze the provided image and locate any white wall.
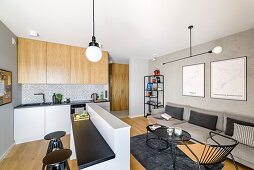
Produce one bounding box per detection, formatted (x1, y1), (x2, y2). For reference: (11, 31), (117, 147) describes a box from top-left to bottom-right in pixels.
(149, 28), (254, 118)
(129, 58), (149, 118)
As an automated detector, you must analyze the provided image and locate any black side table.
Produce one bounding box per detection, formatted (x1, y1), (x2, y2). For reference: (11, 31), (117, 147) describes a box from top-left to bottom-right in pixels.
(146, 124), (169, 150)
(155, 128), (191, 170)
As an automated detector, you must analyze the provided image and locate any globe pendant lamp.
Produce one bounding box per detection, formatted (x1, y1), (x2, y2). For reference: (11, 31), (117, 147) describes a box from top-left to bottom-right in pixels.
(86, 0), (102, 62)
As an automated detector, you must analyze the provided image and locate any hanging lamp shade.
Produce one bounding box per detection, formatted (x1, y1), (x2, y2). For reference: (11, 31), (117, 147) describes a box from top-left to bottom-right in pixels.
(86, 46), (102, 62)
(86, 0), (102, 62)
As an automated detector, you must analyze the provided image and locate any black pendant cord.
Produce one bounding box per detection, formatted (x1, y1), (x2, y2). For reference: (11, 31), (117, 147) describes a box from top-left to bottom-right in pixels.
(92, 0), (95, 37)
(188, 25), (193, 57)
(89, 0), (98, 47)
(162, 25), (214, 65)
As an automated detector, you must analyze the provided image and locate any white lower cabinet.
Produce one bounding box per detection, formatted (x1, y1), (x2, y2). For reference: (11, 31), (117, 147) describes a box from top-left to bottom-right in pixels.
(14, 105), (71, 144)
(45, 105), (71, 135)
(14, 107), (45, 144)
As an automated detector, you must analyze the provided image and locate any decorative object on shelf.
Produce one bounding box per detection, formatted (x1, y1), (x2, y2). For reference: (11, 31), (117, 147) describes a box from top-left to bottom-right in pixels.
(211, 56), (247, 101)
(152, 78), (156, 83)
(182, 63), (205, 97)
(162, 25), (222, 65)
(156, 77), (161, 83)
(147, 83), (153, 90)
(74, 111), (90, 121)
(0, 69), (12, 106)
(154, 70), (160, 75)
(86, 0), (102, 62)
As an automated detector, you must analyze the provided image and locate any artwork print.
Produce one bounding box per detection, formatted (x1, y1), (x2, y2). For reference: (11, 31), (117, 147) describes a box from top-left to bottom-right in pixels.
(182, 63), (205, 97)
(211, 57), (247, 100)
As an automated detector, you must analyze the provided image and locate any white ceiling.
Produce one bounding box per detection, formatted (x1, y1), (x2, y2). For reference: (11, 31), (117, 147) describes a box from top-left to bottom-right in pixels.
(1, 0), (254, 64)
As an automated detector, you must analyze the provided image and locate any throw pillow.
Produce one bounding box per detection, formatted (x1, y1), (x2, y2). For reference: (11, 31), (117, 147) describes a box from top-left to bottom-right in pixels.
(188, 110), (218, 130)
(232, 123), (254, 147)
(225, 117), (254, 136)
(165, 105), (184, 120)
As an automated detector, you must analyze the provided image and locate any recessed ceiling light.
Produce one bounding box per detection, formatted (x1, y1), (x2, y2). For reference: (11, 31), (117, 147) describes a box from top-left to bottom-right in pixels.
(30, 30), (39, 37)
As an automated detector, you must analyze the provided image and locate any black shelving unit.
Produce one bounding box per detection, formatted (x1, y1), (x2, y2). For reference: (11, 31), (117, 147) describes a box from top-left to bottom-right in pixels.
(144, 75), (164, 117)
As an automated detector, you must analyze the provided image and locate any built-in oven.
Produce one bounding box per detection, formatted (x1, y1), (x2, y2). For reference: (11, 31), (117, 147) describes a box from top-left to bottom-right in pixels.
(70, 104), (86, 114)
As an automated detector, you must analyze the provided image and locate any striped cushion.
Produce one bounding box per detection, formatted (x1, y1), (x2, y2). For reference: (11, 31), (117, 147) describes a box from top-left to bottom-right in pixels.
(233, 123), (254, 147)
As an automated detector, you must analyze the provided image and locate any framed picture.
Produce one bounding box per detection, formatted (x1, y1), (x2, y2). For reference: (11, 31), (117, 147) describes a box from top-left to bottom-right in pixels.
(210, 56), (247, 101)
(182, 63), (205, 97)
(0, 69), (12, 106)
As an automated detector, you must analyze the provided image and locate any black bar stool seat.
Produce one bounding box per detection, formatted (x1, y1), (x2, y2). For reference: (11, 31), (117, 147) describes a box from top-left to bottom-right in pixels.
(44, 131), (66, 154)
(42, 149), (72, 170)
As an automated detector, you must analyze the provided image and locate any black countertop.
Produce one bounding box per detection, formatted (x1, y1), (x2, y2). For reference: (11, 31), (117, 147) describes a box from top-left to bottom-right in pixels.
(14, 100), (110, 109)
(71, 117), (115, 169)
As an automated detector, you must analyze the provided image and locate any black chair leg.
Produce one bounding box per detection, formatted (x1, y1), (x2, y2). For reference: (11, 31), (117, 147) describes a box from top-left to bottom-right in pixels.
(229, 153), (238, 170)
(197, 161), (202, 170)
(42, 164), (45, 170)
(65, 160), (70, 170)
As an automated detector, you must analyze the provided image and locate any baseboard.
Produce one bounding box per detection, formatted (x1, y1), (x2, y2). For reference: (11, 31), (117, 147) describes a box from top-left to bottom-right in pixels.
(128, 114), (144, 118)
(0, 142), (15, 162)
(15, 136), (44, 144)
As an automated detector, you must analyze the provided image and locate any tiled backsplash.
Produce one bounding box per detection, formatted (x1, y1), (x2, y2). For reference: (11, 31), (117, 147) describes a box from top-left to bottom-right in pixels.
(22, 84), (108, 104)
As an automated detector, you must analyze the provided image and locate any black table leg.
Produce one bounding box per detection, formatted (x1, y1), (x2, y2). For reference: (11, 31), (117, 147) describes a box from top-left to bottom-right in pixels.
(171, 141), (176, 170)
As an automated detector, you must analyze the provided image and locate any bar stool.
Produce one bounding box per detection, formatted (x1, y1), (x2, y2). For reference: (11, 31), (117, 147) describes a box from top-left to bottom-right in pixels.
(44, 131), (66, 154)
(42, 149), (72, 170)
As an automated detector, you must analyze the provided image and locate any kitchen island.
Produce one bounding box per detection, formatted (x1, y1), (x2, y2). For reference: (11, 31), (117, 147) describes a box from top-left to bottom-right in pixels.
(70, 103), (131, 170)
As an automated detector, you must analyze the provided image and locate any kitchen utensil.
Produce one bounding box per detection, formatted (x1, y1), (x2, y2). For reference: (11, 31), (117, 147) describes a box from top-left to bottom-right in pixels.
(91, 93), (98, 102)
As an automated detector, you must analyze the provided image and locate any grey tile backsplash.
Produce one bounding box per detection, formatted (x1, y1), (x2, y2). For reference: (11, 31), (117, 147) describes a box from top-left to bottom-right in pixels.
(22, 84), (108, 104)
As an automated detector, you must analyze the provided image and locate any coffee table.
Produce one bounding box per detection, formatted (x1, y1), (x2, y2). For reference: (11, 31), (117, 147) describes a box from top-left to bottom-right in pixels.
(146, 124), (169, 150)
(146, 125), (191, 169)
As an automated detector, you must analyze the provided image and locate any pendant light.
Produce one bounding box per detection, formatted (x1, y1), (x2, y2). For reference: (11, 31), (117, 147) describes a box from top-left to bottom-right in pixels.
(86, 0), (102, 62)
(162, 25), (222, 65)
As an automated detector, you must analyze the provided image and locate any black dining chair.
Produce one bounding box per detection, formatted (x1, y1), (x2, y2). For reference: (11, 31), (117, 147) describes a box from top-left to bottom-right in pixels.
(177, 131), (239, 170)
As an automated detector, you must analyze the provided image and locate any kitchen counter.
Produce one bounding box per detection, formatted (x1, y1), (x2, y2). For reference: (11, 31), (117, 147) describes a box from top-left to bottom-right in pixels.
(70, 104), (130, 170)
(14, 100), (110, 109)
(71, 117), (115, 169)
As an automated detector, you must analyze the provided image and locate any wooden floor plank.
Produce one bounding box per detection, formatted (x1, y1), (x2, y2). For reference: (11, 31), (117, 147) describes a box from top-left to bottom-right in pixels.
(0, 116), (251, 170)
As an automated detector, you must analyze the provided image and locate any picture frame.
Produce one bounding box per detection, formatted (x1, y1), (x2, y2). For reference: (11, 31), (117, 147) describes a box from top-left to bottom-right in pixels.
(210, 56), (247, 101)
(0, 69), (12, 106)
(182, 63), (205, 97)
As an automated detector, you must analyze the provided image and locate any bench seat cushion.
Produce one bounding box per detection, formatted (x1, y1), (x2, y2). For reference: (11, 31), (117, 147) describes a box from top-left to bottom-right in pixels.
(174, 122), (213, 142)
(157, 119), (185, 127)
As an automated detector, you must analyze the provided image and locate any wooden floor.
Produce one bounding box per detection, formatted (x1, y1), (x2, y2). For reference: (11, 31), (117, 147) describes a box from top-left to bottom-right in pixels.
(0, 117), (251, 170)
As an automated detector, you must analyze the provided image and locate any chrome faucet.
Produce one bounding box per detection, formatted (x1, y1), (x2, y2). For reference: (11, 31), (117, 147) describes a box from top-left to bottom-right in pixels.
(34, 93), (45, 104)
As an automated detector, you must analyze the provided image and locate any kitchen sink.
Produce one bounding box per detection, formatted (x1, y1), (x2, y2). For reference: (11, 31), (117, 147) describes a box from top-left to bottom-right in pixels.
(20, 102), (53, 107)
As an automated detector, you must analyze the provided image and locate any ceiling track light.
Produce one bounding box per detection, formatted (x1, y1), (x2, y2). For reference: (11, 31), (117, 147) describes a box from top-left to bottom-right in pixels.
(162, 25), (222, 65)
(86, 0), (102, 62)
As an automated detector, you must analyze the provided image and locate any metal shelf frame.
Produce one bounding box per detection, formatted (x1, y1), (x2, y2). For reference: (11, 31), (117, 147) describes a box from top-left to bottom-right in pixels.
(144, 75), (164, 117)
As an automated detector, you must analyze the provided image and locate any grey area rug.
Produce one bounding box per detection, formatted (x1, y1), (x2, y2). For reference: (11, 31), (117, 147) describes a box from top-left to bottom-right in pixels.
(130, 133), (224, 170)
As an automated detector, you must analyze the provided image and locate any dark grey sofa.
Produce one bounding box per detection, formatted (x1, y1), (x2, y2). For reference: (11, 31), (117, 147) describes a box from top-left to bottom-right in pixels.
(148, 102), (254, 169)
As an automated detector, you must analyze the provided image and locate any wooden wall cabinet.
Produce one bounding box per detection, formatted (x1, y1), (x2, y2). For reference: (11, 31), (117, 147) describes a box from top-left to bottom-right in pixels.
(18, 38), (108, 84)
(47, 42), (71, 84)
(91, 51), (109, 84)
(71, 46), (91, 84)
(18, 38), (47, 84)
